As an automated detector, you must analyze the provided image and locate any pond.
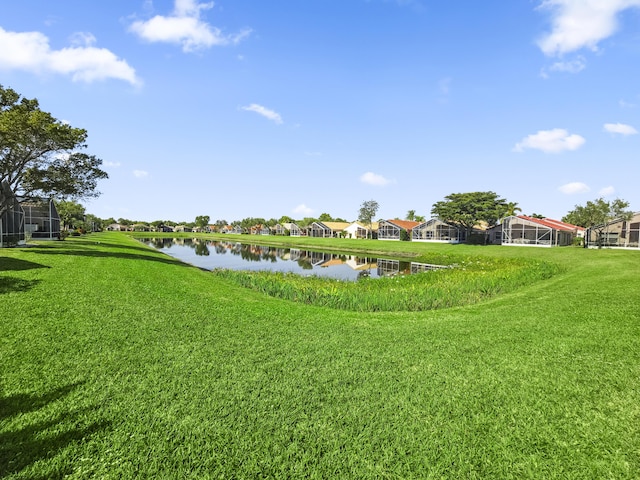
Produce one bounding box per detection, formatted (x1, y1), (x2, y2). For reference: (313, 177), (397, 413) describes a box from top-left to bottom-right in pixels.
(139, 238), (448, 281)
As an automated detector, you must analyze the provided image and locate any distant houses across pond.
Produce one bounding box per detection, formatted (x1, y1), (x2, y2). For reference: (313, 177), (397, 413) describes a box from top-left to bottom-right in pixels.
(5, 197), (640, 250)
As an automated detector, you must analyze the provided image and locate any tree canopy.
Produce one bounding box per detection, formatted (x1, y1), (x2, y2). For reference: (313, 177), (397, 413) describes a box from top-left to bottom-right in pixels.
(563, 197), (632, 246)
(358, 200), (379, 238)
(194, 215), (210, 230)
(431, 191), (515, 237)
(0, 85), (108, 203)
(55, 200), (85, 230)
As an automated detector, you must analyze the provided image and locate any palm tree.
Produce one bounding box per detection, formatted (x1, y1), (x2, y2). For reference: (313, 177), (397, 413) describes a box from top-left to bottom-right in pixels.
(502, 202), (521, 217)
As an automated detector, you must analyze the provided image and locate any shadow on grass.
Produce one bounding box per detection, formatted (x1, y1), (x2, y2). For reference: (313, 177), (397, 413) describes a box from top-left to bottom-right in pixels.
(0, 277), (41, 294)
(0, 382), (109, 479)
(27, 244), (191, 269)
(0, 257), (50, 272)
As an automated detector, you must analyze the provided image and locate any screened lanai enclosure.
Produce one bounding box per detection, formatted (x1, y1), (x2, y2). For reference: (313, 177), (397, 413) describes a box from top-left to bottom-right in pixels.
(21, 198), (61, 240)
(377, 220), (401, 240)
(308, 222), (332, 238)
(0, 181), (25, 247)
(585, 212), (640, 249)
(500, 215), (574, 247)
(412, 219), (467, 243)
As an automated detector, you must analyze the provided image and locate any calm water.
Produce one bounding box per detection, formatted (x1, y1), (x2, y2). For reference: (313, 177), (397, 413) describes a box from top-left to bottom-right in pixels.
(139, 238), (447, 281)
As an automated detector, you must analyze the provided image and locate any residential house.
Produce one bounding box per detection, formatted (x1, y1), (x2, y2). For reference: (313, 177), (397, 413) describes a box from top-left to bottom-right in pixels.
(308, 222), (332, 238)
(496, 215), (580, 247)
(106, 223), (128, 231)
(584, 212), (640, 249)
(412, 219), (466, 243)
(250, 224), (271, 235)
(0, 181), (25, 247)
(274, 223), (289, 235)
(288, 223), (303, 237)
(21, 197), (60, 240)
(320, 221), (350, 237)
(308, 221), (350, 238)
(377, 219), (420, 241)
(344, 221), (379, 239)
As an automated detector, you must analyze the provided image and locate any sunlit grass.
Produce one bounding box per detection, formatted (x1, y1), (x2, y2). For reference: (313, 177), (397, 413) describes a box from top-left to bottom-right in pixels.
(1, 232), (639, 479)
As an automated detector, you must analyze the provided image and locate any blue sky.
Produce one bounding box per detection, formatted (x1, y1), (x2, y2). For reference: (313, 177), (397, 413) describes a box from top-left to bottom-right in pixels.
(1, 0), (639, 223)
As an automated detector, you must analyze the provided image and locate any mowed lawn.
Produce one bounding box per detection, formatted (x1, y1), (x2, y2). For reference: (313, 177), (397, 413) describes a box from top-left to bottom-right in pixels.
(1, 232), (639, 479)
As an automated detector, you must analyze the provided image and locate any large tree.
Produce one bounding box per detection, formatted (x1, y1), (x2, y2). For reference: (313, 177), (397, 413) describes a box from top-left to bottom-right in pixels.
(194, 215), (210, 231)
(563, 197), (632, 247)
(358, 199), (379, 238)
(55, 199), (86, 230)
(0, 85), (108, 204)
(431, 191), (514, 239)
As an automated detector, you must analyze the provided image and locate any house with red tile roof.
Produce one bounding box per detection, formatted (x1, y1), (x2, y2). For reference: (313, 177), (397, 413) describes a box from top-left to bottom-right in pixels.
(495, 215), (582, 247)
(378, 219), (420, 241)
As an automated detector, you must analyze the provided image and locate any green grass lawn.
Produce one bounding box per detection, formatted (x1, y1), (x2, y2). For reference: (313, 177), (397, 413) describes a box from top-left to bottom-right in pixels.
(1, 232), (639, 479)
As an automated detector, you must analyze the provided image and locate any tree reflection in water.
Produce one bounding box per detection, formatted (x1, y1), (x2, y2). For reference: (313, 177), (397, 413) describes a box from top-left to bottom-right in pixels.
(138, 238), (448, 281)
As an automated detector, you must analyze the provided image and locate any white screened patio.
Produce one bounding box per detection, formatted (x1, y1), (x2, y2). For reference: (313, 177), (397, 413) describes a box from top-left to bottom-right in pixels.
(377, 220), (401, 240)
(308, 222), (332, 238)
(501, 216), (573, 247)
(412, 219), (466, 243)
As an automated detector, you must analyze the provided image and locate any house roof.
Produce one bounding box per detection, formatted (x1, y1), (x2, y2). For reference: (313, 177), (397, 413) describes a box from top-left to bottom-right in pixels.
(538, 217), (584, 232)
(321, 221), (351, 231)
(385, 219), (420, 230)
(517, 215), (581, 232)
(415, 218), (458, 228)
(348, 221), (379, 230)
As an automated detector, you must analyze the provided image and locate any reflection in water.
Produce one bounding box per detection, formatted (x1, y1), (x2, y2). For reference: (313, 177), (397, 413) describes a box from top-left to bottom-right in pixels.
(139, 238), (448, 281)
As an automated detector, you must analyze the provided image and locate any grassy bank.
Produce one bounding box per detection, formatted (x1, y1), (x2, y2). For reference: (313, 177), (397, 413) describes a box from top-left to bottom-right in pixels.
(212, 255), (561, 312)
(1, 232), (639, 478)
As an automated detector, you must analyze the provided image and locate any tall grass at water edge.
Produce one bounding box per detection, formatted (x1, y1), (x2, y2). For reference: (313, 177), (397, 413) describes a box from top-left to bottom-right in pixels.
(212, 255), (561, 311)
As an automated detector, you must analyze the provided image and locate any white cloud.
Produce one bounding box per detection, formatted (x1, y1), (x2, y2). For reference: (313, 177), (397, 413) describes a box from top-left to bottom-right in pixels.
(619, 99), (636, 109)
(133, 170), (149, 178)
(241, 104), (283, 124)
(551, 56), (587, 73)
(104, 161), (122, 168)
(537, 0), (640, 56)
(603, 122), (638, 135)
(0, 27), (140, 85)
(559, 182), (590, 194)
(360, 172), (393, 186)
(513, 128), (585, 153)
(599, 185), (616, 196)
(540, 56), (587, 78)
(129, 0), (251, 52)
(293, 204), (313, 215)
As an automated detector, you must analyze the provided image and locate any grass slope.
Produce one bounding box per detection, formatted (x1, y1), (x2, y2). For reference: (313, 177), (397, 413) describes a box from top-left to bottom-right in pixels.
(1, 232), (639, 479)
